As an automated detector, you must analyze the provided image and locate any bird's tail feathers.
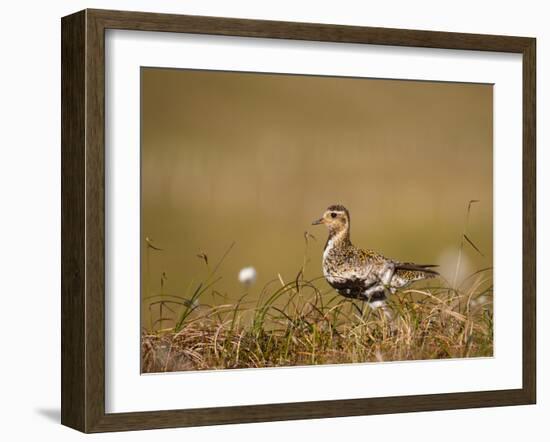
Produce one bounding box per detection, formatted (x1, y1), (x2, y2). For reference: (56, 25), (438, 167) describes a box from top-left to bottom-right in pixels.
(396, 263), (439, 275)
(396, 263), (439, 280)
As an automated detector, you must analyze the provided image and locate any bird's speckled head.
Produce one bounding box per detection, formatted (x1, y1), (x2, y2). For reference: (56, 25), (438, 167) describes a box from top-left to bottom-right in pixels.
(312, 205), (350, 234)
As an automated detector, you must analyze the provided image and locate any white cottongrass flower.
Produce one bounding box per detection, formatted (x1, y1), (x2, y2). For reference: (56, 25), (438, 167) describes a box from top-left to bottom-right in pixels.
(238, 267), (257, 286)
(471, 295), (489, 308)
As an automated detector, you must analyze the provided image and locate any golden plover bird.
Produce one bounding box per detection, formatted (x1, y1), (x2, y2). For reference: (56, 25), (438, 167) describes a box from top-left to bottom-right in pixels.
(312, 204), (438, 307)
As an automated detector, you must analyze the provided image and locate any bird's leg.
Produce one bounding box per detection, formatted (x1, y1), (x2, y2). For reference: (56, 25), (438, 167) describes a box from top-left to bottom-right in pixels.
(367, 296), (395, 325)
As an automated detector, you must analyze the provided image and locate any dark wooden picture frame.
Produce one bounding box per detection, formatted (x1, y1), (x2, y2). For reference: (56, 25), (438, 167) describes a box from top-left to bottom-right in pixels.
(61, 9), (536, 433)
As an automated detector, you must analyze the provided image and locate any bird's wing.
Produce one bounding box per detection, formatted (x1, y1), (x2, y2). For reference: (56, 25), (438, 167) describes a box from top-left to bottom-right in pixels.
(351, 248), (389, 280)
(357, 248), (387, 264)
(359, 249), (440, 281)
(352, 249), (439, 282)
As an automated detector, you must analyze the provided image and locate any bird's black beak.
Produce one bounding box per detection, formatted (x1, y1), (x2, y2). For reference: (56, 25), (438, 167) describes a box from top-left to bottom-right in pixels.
(312, 218), (324, 225)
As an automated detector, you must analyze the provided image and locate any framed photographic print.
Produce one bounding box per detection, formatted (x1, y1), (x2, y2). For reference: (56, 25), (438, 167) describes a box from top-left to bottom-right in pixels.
(61, 9), (536, 433)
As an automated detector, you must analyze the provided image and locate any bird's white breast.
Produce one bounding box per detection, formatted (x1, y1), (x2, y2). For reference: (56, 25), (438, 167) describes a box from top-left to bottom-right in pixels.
(322, 239), (334, 281)
(322, 238), (335, 263)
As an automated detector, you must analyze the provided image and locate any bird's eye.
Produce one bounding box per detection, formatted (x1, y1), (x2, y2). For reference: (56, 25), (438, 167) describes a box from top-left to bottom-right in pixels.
(330, 212), (337, 218)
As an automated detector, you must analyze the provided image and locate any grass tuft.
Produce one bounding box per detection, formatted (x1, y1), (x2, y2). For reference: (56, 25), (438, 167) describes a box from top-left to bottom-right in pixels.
(141, 269), (492, 373)
(142, 202), (492, 373)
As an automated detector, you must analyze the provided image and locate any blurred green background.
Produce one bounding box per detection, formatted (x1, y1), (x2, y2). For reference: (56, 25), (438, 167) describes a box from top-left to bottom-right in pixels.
(141, 68), (493, 322)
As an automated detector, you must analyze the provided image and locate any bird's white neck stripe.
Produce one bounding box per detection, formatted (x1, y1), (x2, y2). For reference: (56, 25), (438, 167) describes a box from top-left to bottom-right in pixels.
(323, 238), (335, 261)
